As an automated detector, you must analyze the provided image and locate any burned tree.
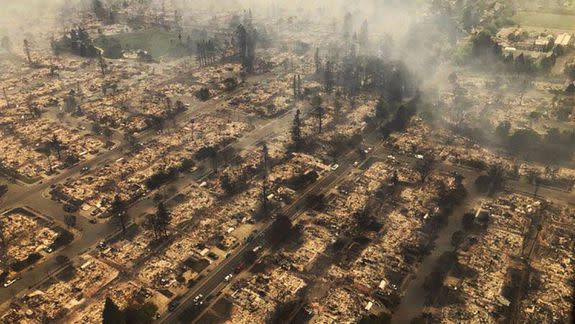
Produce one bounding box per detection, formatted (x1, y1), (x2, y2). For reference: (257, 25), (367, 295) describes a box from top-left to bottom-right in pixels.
(235, 24), (256, 73)
(375, 96), (390, 122)
(150, 202), (171, 240)
(64, 90), (77, 113)
(110, 195), (127, 234)
(23, 39), (32, 65)
(291, 109), (303, 149)
(51, 135), (62, 160)
(197, 39), (218, 67)
(0, 219), (9, 274)
(202, 146), (218, 173)
(314, 48), (321, 74)
(2, 88), (10, 108)
(124, 131), (138, 152)
(99, 54), (107, 76)
(359, 19), (369, 53)
(475, 164), (506, 196)
(415, 155), (435, 183)
(324, 61), (334, 93)
(51, 27), (99, 58)
(292, 75), (297, 100)
(334, 92), (342, 125)
(293, 74), (303, 100)
(312, 95), (323, 134)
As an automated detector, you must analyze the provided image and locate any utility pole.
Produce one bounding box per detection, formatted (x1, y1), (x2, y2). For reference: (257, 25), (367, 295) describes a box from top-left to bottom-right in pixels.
(293, 75), (297, 100)
(261, 142), (269, 212)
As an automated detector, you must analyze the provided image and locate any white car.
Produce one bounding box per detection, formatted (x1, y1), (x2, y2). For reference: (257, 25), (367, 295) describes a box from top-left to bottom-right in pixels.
(387, 155), (396, 160)
(3, 279), (16, 288)
(3, 277), (20, 288)
(415, 154), (424, 160)
(193, 294), (204, 305)
(225, 274), (233, 282)
(330, 164), (340, 171)
(353, 161), (360, 167)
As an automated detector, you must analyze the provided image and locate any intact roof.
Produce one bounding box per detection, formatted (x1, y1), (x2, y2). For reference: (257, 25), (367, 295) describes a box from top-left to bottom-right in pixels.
(556, 33), (572, 46)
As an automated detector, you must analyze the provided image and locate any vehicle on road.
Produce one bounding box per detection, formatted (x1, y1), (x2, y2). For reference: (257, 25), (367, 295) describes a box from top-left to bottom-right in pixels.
(330, 164), (340, 171)
(168, 298), (181, 311)
(3, 279), (16, 288)
(225, 274), (233, 282)
(3, 277), (21, 288)
(234, 264), (245, 274)
(193, 294), (204, 306)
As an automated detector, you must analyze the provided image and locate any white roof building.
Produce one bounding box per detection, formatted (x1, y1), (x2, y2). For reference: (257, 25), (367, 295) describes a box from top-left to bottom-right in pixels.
(556, 33), (573, 47)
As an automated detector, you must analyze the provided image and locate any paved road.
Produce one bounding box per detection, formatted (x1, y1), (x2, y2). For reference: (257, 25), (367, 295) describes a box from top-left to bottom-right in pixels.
(165, 145), (575, 324)
(161, 142), (365, 323)
(0, 74), (274, 303)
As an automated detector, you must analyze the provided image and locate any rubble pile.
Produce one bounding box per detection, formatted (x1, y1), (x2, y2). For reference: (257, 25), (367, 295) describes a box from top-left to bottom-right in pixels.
(518, 206), (574, 322)
(69, 281), (140, 324)
(17, 256), (118, 322)
(439, 195), (540, 322)
(1, 211), (57, 263)
(313, 287), (368, 323)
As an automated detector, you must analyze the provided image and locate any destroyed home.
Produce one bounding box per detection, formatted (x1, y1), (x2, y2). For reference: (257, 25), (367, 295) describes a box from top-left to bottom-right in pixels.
(0, 1), (573, 324)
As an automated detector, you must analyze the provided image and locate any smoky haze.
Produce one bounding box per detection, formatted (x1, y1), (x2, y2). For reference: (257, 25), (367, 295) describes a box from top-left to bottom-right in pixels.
(0, 0), (424, 47)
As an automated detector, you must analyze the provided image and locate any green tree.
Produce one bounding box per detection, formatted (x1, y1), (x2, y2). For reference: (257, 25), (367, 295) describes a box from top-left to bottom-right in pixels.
(564, 61), (575, 80)
(125, 303), (157, 324)
(102, 126), (113, 141)
(103, 297), (125, 324)
(91, 122), (102, 135)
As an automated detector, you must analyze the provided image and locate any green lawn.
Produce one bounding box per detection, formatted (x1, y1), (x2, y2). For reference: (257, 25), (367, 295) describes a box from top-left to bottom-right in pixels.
(95, 30), (181, 58)
(515, 11), (575, 30)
